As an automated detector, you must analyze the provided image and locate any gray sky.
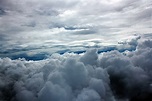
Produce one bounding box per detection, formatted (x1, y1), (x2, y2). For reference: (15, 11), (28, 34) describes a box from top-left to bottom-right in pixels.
(0, 0), (152, 56)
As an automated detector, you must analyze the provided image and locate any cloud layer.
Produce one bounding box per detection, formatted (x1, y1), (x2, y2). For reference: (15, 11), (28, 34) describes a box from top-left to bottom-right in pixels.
(0, 1), (152, 100)
(0, 0), (151, 57)
(0, 38), (152, 101)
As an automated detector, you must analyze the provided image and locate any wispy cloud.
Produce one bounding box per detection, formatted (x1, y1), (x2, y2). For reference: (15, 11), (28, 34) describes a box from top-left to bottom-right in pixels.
(0, 0), (151, 57)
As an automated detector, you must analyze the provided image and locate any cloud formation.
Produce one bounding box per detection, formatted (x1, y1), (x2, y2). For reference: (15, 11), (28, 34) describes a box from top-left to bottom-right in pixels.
(0, 38), (152, 101)
(0, 0), (152, 100)
(0, 0), (151, 57)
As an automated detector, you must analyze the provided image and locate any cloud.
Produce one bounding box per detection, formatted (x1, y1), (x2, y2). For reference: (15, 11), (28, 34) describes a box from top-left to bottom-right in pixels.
(38, 81), (71, 101)
(0, 38), (152, 101)
(0, 35), (144, 60)
(0, 8), (6, 16)
(99, 50), (151, 100)
(76, 88), (101, 101)
(80, 49), (98, 66)
(0, 0), (151, 100)
(0, 0), (151, 57)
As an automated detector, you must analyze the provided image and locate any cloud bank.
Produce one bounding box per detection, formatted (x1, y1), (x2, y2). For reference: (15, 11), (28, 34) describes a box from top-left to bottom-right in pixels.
(0, 38), (152, 101)
(0, 0), (151, 57)
(0, 0), (152, 100)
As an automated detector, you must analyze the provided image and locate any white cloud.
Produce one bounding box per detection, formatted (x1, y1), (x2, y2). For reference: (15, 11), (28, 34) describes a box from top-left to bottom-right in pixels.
(0, 0), (151, 57)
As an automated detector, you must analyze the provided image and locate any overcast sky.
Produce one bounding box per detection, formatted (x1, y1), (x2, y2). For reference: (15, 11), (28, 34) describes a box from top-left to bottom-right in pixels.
(0, 0), (152, 57)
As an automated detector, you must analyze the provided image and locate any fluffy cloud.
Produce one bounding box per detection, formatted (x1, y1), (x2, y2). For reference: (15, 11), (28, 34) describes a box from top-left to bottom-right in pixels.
(0, 1), (152, 100)
(0, 38), (152, 101)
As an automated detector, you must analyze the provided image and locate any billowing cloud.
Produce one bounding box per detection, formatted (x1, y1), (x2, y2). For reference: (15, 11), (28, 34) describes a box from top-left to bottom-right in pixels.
(0, 1), (152, 100)
(0, 38), (152, 101)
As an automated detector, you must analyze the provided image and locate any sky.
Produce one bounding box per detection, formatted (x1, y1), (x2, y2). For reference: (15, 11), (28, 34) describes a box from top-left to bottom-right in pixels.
(0, 0), (152, 101)
(0, 0), (152, 59)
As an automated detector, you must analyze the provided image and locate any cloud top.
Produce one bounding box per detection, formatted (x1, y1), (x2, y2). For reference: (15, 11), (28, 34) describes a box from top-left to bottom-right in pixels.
(0, 38), (152, 101)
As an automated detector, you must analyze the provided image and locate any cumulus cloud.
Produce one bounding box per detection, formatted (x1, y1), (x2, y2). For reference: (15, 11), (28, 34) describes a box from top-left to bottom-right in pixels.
(0, 0), (151, 57)
(0, 0), (151, 101)
(0, 38), (152, 101)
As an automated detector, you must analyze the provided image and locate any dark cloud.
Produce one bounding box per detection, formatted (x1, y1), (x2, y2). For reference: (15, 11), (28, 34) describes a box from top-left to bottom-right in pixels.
(64, 26), (87, 30)
(72, 29), (97, 35)
(0, 38), (152, 101)
(143, 33), (152, 39)
(10, 53), (48, 61)
(35, 8), (59, 16)
(0, 8), (6, 16)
